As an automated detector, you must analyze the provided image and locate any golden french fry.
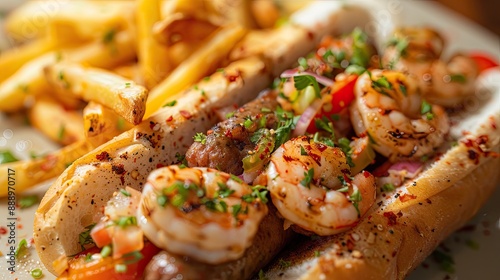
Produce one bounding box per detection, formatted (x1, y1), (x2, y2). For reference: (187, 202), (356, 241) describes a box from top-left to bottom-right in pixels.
(144, 24), (246, 118)
(0, 31), (136, 113)
(153, 14), (219, 46)
(112, 63), (141, 83)
(29, 96), (85, 146)
(0, 140), (93, 197)
(0, 38), (59, 84)
(209, 0), (257, 28)
(137, 0), (171, 89)
(4, 0), (134, 43)
(45, 63), (148, 124)
(83, 101), (132, 146)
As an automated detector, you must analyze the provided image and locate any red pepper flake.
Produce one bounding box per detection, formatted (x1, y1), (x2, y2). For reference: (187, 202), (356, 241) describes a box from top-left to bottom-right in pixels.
(120, 175), (125, 185)
(112, 163), (126, 175)
(156, 163), (165, 169)
(383, 211), (398, 226)
(399, 193), (417, 202)
(467, 149), (479, 164)
(346, 239), (355, 251)
(166, 115), (173, 122)
(489, 116), (497, 129)
(0, 226), (7, 234)
(180, 110), (192, 119)
(40, 154), (58, 171)
(149, 121), (155, 129)
(362, 170), (371, 178)
(96, 151), (111, 161)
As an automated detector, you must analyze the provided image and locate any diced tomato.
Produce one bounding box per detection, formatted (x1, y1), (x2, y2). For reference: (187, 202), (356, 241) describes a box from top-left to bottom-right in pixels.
(469, 52), (499, 73)
(306, 74), (358, 133)
(112, 226), (144, 258)
(90, 222), (112, 248)
(57, 242), (161, 280)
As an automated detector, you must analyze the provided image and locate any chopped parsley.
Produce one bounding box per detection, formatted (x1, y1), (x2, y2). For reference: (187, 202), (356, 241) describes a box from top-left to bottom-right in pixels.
(421, 100), (434, 120)
(278, 258), (292, 268)
(0, 150), (19, 164)
(449, 74), (466, 83)
(338, 137), (354, 167)
(293, 75), (321, 98)
(78, 224), (96, 250)
(242, 185), (268, 204)
(216, 182), (235, 198)
(300, 168), (314, 189)
(120, 189), (131, 197)
(123, 250), (144, 264)
(193, 132), (207, 144)
(115, 216), (137, 228)
(432, 249), (455, 273)
(349, 189), (362, 215)
(382, 183), (395, 192)
(57, 124), (66, 141)
(226, 112), (235, 119)
(399, 84), (407, 96)
(243, 118), (253, 129)
(163, 100), (177, 107)
(300, 145), (308, 156)
(19, 195), (39, 209)
(372, 76), (392, 90)
(102, 29), (116, 44)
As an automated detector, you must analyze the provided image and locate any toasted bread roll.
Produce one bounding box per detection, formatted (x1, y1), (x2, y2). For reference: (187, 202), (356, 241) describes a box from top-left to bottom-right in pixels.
(260, 69), (500, 279)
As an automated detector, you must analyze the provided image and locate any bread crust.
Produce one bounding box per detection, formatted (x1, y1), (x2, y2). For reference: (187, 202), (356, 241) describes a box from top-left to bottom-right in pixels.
(260, 69), (500, 279)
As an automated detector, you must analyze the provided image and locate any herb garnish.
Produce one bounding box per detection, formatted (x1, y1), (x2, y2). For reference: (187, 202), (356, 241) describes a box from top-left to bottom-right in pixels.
(193, 132), (207, 144)
(78, 224), (96, 250)
(300, 168), (314, 189)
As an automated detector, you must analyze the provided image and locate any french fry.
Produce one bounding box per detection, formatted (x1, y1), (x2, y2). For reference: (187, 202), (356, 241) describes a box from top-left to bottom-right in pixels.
(29, 96), (85, 146)
(0, 140), (93, 197)
(112, 63), (141, 83)
(0, 38), (59, 84)
(4, 0), (134, 43)
(152, 14), (219, 46)
(83, 101), (132, 146)
(45, 63), (148, 124)
(137, 0), (170, 89)
(0, 31), (136, 112)
(144, 24), (246, 118)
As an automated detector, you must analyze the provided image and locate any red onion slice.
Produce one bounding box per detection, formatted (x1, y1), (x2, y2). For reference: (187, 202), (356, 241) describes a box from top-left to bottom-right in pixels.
(281, 69), (335, 87)
(293, 98), (323, 137)
(387, 161), (423, 178)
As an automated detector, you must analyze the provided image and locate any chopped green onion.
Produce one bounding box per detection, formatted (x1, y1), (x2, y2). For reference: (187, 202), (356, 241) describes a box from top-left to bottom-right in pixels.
(120, 189), (131, 197)
(115, 264), (127, 273)
(0, 150), (19, 164)
(15, 239), (28, 258)
(100, 245), (112, 258)
(30, 268), (43, 279)
(449, 74), (466, 83)
(163, 100), (177, 107)
(19, 195), (39, 209)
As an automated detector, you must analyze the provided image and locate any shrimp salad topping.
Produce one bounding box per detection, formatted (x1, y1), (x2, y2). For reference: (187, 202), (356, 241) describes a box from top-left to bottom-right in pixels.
(72, 26), (494, 271)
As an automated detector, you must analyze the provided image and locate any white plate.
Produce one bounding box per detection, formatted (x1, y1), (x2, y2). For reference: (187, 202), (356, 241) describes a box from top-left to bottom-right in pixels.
(0, 1), (499, 280)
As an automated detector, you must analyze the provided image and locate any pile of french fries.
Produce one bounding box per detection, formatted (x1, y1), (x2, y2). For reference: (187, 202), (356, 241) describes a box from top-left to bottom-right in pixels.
(0, 0), (305, 197)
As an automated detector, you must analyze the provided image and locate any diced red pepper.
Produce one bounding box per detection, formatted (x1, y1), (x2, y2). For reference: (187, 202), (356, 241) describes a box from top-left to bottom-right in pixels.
(307, 75), (358, 133)
(469, 52), (498, 73)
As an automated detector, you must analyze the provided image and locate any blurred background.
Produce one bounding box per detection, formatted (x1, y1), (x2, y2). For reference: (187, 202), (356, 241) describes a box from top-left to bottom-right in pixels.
(436, 0), (500, 36)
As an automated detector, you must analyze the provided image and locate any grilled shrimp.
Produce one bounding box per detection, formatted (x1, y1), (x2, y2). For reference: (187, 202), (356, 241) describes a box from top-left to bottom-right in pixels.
(138, 166), (268, 264)
(351, 70), (449, 161)
(265, 136), (376, 236)
(382, 27), (478, 107)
